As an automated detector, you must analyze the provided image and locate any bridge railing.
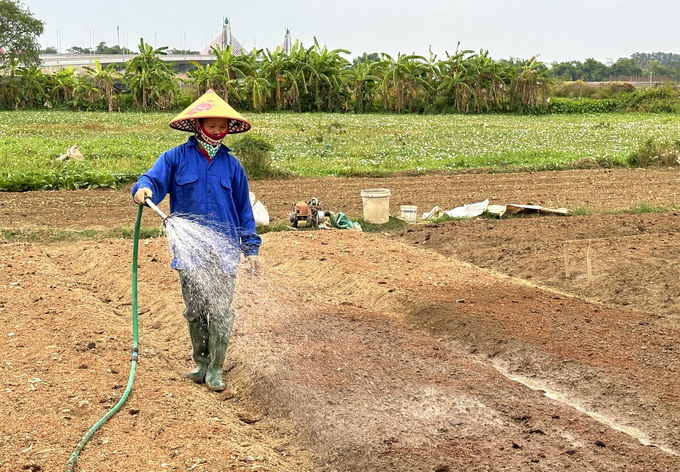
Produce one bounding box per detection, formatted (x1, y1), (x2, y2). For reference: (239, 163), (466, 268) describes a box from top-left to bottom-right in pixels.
(39, 54), (217, 66)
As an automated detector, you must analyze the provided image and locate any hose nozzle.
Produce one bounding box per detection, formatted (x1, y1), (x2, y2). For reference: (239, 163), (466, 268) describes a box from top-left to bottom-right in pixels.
(144, 197), (170, 222)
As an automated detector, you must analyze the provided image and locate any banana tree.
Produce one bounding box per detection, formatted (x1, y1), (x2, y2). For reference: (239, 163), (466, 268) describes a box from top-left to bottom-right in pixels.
(261, 46), (289, 111)
(0, 58), (20, 108)
(437, 47), (475, 113)
(125, 39), (178, 110)
(243, 74), (272, 113)
(208, 45), (248, 103)
(241, 47), (271, 112)
(509, 55), (551, 108)
(421, 48), (441, 108)
(281, 40), (313, 110)
(189, 61), (218, 95)
(48, 66), (76, 107)
(306, 37), (350, 111)
(71, 74), (96, 109)
(343, 60), (380, 113)
(466, 49), (507, 112)
(84, 58), (122, 111)
(379, 52), (428, 113)
(15, 65), (48, 108)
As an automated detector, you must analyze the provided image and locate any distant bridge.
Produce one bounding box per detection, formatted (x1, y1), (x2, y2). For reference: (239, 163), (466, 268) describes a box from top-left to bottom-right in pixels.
(39, 54), (216, 73)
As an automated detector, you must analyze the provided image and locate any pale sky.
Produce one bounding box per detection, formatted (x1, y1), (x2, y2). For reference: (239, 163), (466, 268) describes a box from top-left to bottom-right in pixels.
(25, 0), (680, 64)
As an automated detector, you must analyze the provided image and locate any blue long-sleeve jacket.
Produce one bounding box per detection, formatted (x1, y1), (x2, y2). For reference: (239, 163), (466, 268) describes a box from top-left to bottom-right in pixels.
(132, 136), (261, 272)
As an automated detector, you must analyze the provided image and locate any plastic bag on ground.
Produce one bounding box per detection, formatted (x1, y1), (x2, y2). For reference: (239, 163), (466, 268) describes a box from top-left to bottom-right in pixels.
(423, 206), (446, 220)
(331, 212), (362, 231)
(249, 192), (269, 227)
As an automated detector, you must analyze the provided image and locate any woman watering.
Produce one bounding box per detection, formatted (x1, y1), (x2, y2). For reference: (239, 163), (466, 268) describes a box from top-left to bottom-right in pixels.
(132, 90), (261, 391)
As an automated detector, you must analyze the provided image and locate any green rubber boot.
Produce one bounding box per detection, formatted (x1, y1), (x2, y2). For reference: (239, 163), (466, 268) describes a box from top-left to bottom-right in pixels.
(186, 320), (210, 383)
(205, 317), (233, 392)
(205, 334), (228, 391)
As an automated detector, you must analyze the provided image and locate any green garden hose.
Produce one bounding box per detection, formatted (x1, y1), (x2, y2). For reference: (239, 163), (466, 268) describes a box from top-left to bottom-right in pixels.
(65, 204), (143, 471)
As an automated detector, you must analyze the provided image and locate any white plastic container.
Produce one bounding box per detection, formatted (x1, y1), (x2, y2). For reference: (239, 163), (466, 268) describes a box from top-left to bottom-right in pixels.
(361, 188), (391, 224)
(400, 205), (417, 223)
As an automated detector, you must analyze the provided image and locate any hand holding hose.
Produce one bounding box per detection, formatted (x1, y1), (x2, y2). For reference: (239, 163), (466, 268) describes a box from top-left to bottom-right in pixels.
(246, 255), (261, 277)
(134, 188), (153, 205)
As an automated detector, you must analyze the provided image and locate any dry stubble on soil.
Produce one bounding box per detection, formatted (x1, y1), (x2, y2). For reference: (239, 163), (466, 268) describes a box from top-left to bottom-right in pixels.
(2, 169), (680, 471)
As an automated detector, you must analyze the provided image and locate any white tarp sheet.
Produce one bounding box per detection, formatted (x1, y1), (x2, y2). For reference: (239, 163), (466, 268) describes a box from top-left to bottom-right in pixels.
(445, 199), (489, 219)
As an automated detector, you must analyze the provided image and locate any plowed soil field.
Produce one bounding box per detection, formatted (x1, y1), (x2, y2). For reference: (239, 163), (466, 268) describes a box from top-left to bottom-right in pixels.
(2, 168), (680, 471)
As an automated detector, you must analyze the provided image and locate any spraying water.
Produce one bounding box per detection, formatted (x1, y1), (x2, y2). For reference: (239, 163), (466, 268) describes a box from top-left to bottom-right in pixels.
(162, 214), (243, 338)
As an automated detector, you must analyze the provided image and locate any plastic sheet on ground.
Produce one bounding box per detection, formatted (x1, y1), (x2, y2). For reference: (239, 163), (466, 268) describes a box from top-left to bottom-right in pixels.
(487, 204), (568, 217)
(445, 199), (489, 219)
(422, 200), (567, 221)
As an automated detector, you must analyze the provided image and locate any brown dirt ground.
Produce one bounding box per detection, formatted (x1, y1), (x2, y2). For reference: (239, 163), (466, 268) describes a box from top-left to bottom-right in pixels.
(2, 168), (680, 471)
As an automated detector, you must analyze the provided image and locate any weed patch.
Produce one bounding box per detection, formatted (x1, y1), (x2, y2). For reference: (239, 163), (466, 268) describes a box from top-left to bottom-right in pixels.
(228, 133), (285, 180)
(606, 203), (678, 215)
(356, 216), (408, 233)
(628, 138), (680, 167)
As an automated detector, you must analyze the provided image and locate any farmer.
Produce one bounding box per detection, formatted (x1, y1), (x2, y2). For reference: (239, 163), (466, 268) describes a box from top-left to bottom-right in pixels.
(131, 89), (261, 392)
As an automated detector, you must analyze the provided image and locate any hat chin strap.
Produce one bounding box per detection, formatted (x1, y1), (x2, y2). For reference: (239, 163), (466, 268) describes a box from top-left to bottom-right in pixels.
(196, 120), (229, 146)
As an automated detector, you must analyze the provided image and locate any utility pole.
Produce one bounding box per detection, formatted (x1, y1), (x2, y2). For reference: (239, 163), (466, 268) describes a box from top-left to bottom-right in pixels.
(152, 30), (159, 49)
(117, 26), (120, 47)
(180, 31), (186, 54)
(52, 26), (64, 54)
(85, 28), (97, 53)
(85, 28), (92, 51)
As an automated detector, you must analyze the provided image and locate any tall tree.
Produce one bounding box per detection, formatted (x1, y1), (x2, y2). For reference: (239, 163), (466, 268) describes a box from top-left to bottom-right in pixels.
(0, 0), (44, 67)
(581, 58), (608, 82)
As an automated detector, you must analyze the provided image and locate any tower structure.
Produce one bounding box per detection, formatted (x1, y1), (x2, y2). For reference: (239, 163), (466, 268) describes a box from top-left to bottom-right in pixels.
(281, 28), (292, 54)
(200, 19), (290, 56)
(221, 17), (231, 50)
(200, 17), (244, 55)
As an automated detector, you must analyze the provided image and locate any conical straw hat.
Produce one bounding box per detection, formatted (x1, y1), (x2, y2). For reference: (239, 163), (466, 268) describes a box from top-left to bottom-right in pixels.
(169, 89), (251, 134)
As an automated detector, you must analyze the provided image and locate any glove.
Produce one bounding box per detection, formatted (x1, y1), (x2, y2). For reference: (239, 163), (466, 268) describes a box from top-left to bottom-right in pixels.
(245, 255), (261, 277)
(134, 187), (153, 205)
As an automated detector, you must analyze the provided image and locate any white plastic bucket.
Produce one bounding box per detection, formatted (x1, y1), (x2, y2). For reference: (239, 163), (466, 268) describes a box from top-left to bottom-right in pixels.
(400, 205), (417, 223)
(361, 188), (391, 224)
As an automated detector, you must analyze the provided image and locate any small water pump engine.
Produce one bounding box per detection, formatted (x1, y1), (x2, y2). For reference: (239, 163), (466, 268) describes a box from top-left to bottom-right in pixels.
(289, 198), (331, 228)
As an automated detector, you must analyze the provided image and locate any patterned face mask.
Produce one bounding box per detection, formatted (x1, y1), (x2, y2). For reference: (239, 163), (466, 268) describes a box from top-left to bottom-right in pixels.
(195, 137), (222, 159)
(195, 119), (229, 146)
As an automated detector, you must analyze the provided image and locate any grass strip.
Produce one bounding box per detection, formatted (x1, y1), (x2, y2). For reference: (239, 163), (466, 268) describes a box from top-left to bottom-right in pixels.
(1, 226), (163, 244)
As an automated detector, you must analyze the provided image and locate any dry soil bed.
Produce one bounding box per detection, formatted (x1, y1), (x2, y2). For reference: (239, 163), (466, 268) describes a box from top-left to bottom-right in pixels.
(2, 169), (680, 471)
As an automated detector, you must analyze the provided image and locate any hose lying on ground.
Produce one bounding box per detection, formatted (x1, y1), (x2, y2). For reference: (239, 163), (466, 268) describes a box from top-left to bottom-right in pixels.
(64, 204), (143, 471)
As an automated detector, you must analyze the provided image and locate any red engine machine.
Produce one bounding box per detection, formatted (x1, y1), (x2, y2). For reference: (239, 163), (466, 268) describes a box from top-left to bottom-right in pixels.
(289, 198), (332, 228)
